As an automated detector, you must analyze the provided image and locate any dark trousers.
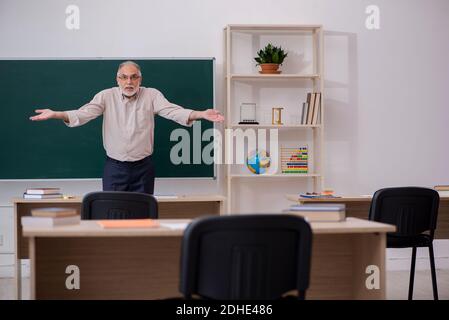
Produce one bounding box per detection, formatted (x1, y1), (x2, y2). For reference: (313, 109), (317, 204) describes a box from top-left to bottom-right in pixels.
(102, 155), (155, 195)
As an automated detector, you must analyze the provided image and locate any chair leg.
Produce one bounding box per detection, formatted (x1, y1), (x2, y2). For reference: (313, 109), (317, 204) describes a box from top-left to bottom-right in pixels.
(428, 244), (439, 300)
(408, 247), (417, 300)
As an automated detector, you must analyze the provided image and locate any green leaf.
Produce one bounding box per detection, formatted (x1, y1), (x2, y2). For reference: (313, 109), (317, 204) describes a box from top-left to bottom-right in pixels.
(272, 52), (279, 64)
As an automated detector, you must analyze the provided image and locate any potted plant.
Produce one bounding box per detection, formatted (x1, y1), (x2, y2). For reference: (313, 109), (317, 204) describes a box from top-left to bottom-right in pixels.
(254, 43), (288, 74)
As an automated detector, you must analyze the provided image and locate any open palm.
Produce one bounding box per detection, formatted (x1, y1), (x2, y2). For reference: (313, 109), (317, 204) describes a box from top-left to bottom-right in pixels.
(29, 109), (55, 121)
(202, 109), (224, 122)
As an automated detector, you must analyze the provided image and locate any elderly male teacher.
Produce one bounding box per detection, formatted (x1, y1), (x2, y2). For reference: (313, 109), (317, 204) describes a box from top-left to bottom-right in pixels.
(30, 60), (224, 194)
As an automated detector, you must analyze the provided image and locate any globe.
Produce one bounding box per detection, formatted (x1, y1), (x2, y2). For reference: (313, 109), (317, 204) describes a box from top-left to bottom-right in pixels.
(246, 150), (271, 174)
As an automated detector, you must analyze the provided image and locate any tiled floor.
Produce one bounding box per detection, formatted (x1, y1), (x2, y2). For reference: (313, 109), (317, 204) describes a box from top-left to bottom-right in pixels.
(1, 269), (448, 300)
(386, 270), (448, 300)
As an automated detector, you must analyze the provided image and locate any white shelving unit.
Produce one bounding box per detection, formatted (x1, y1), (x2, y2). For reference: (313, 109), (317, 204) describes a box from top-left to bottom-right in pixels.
(224, 24), (324, 213)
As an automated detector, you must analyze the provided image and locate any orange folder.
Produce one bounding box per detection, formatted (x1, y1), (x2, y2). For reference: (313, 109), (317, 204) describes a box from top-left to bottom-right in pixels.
(97, 219), (159, 229)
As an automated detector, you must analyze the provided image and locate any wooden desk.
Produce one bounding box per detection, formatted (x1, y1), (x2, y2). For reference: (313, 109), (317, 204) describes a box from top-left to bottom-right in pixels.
(23, 218), (395, 300)
(286, 194), (449, 239)
(12, 195), (225, 300)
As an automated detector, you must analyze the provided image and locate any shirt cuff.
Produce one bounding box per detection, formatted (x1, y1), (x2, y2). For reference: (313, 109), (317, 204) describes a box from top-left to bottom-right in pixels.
(182, 109), (195, 127)
(64, 110), (80, 127)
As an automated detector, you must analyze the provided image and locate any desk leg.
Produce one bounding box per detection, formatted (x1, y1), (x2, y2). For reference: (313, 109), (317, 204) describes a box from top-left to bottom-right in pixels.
(13, 203), (22, 300)
(29, 237), (36, 300)
(219, 201), (225, 216)
(14, 255), (21, 300)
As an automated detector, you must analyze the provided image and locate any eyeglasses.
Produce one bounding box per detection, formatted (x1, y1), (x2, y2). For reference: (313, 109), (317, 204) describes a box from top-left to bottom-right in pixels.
(117, 74), (141, 81)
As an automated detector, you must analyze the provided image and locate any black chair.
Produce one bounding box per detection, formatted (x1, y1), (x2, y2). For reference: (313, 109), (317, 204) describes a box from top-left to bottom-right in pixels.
(179, 214), (313, 300)
(369, 187), (439, 300)
(81, 191), (158, 220)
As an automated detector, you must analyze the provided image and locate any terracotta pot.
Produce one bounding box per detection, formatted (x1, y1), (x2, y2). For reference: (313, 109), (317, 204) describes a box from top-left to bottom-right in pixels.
(259, 63), (281, 74)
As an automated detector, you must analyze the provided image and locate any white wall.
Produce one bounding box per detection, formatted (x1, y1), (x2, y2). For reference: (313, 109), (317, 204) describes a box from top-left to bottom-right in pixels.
(0, 0), (448, 214)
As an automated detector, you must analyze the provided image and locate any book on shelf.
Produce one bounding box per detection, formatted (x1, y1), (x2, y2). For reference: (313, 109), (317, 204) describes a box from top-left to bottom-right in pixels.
(301, 94), (310, 124)
(301, 92), (321, 125)
(97, 219), (159, 229)
(21, 215), (81, 227)
(301, 102), (308, 125)
(283, 203), (346, 222)
(307, 93), (315, 125)
(312, 92), (321, 125)
(23, 193), (63, 199)
(25, 187), (60, 195)
(31, 207), (78, 218)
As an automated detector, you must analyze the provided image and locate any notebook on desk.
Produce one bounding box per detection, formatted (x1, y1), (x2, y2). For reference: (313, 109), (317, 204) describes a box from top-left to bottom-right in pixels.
(97, 219), (159, 229)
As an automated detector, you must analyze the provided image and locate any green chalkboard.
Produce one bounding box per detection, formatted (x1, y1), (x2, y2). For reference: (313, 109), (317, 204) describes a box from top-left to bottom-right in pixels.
(0, 59), (215, 179)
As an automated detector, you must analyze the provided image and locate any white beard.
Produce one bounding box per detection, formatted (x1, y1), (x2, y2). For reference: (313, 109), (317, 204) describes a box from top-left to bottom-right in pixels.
(120, 86), (139, 98)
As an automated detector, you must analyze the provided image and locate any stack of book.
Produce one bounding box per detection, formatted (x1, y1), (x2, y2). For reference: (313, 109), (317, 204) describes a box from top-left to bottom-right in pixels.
(301, 92), (321, 125)
(23, 187), (62, 199)
(283, 203), (346, 222)
(281, 147), (308, 174)
(299, 190), (341, 199)
(434, 185), (449, 197)
(21, 207), (80, 227)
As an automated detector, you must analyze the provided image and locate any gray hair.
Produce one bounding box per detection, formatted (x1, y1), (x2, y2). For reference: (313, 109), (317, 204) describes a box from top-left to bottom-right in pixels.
(117, 60), (142, 76)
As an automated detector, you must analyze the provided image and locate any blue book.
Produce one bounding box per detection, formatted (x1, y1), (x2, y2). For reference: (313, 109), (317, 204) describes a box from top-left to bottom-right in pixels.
(299, 194), (341, 199)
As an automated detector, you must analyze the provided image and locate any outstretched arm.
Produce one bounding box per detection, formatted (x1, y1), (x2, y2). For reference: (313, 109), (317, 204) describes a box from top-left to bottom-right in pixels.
(30, 109), (69, 122)
(153, 89), (224, 126)
(29, 91), (105, 127)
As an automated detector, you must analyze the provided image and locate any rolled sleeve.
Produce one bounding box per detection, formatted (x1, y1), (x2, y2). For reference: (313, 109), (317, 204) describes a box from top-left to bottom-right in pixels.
(153, 90), (194, 127)
(64, 110), (81, 127)
(64, 91), (106, 127)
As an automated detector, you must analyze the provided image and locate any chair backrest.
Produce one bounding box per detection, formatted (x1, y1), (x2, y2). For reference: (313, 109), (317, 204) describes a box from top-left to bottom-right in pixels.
(179, 214), (313, 300)
(81, 191), (158, 220)
(369, 187), (439, 237)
